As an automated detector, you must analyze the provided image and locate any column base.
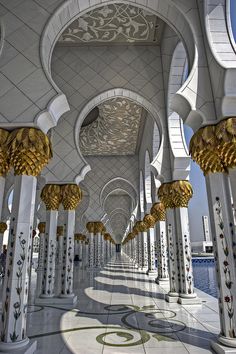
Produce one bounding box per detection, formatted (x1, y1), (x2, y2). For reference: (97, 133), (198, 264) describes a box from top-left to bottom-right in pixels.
(139, 267), (148, 273)
(87, 267), (101, 272)
(155, 277), (169, 286)
(146, 270), (156, 276)
(35, 295), (77, 305)
(165, 292), (179, 303)
(211, 339), (236, 354)
(0, 339), (36, 354)
(178, 295), (202, 305)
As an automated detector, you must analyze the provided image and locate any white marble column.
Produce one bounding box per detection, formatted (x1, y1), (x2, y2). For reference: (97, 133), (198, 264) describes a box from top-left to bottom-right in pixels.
(94, 222), (104, 269)
(59, 210), (76, 300)
(175, 207), (197, 304)
(134, 235), (139, 267)
(86, 222), (95, 269)
(0, 222), (7, 255)
(165, 209), (180, 302)
(35, 222), (45, 297)
(0, 176), (6, 219)
(147, 228), (156, 274)
(142, 232), (148, 272)
(94, 232), (102, 268)
(206, 172), (236, 350)
(59, 184), (82, 303)
(54, 226), (64, 295)
(0, 127), (51, 353)
(155, 221), (169, 285)
(40, 209), (58, 298)
(0, 175), (37, 352)
(158, 181), (197, 304)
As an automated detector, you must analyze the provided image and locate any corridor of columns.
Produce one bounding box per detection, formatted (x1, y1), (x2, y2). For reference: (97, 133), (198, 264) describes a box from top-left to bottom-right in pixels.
(0, 1), (236, 354)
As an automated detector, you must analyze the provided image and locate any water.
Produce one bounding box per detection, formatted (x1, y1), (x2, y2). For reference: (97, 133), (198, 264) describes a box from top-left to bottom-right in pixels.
(192, 258), (218, 298)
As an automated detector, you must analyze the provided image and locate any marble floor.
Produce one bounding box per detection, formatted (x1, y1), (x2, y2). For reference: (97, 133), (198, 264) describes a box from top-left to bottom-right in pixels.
(24, 255), (220, 353)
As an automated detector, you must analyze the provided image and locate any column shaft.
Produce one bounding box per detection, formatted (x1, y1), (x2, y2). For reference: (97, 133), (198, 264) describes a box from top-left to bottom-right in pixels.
(35, 230), (45, 297)
(175, 207), (196, 301)
(147, 228), (156, 273)
(1, 175), (36, 346)
(156, 221), (169, 282)
(60, 210), (75, 297)
(166, 209), (180, 300)
(41, 210), (57, 297)
(206, 172), (236, 346)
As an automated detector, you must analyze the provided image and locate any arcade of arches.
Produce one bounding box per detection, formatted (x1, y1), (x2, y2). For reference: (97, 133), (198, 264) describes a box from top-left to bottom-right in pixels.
(0, 1), (235, 353)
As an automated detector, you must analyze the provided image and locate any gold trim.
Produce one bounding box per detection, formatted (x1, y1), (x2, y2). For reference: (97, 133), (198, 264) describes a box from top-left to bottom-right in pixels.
(143, 214), (156, 228)
(7, 128), (52, 176)
(86, 222), (95, 233)
(94, 221), (104, 234)
(57, 226), (64, 237)
(158, 180), (193, 208)
(0, 129), (10, 176)
(41, 184), (62, 210)
(38, 222), (46, 234)
(61, 184), (82, 210)
(150, 202), (166, 221)
(0, 222), (7, 234)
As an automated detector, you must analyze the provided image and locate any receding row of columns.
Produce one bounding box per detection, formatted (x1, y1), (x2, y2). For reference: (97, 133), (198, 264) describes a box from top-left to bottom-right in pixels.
(123, 117), (236, 354)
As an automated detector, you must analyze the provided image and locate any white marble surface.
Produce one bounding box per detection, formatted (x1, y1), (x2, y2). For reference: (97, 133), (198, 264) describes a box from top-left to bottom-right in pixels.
(0, 254), (220, 353)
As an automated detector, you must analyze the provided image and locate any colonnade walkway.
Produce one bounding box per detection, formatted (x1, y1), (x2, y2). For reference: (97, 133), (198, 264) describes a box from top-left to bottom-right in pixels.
(18, 255), (219, 353)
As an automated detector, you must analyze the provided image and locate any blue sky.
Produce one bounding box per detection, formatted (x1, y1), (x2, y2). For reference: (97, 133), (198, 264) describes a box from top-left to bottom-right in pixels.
(185, 1), (236, 242)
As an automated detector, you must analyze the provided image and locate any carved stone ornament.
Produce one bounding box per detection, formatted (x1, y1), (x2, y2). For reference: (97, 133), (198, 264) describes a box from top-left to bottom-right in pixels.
(61, 184), (82, 210)
(86, 222), (95, 233)
(158, 180), (193, 209)
(80, 98), (142, 156)
(143, 214), (156, 228)
(41, 184), (62, 210)
(190, 117), (236, 174)
(94, 221), (104, 234)
(104, 233), (111, 241)
(7, 128), (52, 176)
(57, 226), (64, 236)
(0, 222), (7, 234)
(75, 233), (84, 241)
(38, 222), (46, 234)
(136, 220), (148, 232)
(59, 4), (163, 45)
(132, 224), (139, 235)
(0, 129), (10, 176)
(150, 202), (166, 221)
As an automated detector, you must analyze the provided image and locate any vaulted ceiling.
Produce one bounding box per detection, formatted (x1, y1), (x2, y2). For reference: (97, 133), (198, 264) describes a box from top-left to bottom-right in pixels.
(52, 2), (163, 240)
(58, 3), (165, 45)
(79, 98), (143, 156)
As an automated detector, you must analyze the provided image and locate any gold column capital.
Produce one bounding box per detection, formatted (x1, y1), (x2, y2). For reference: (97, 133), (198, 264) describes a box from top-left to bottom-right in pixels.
(7, 128), (52, 176)
(38, 222), (46, 234)
(104, 233), (110, 241)
(189, 117), (236, 175)
(132, 223), (139, 235)
(41, 184), (62, 210)
(61, 184), (82, 210)
(94, 221), (104, 234)
(57, 226), (64, 237)
(74, 233), (84, 241)
(0, 222), (7, 234)
(143, 214), (156, 228)
(86, 222), (95, 233)
(135, 220), (148, 232)
(0, 129), (10, 176)
(158, 180), (193, 208)
(215, 117), (236, 169)
(150, 202), (166, 221)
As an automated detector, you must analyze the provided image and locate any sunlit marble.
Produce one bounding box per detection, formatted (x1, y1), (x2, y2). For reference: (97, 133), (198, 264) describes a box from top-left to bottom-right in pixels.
(6, 254), (220, 353)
